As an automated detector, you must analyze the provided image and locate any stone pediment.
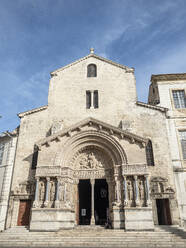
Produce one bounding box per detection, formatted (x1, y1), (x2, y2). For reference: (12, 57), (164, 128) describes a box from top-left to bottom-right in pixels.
(50, 53), (134, 77)
(35, 117), (148, 150)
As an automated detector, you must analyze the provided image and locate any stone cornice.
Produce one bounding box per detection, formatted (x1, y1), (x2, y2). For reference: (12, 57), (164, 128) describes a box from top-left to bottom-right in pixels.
(50, 53), (134, 76)
(0, 127), (19, 138)
(18, 105), (48, 118)
(35, 117), (148, 149)
(174, 167), (186, 172)
(136, 101), (167, 113)
(151, 73), (186, 83)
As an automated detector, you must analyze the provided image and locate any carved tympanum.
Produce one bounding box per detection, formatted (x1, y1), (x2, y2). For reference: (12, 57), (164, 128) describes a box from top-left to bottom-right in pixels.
(70, 147), (112, 170)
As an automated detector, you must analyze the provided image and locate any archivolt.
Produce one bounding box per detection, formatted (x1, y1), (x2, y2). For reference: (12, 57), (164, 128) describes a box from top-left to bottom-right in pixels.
(61, 130), (127, 167)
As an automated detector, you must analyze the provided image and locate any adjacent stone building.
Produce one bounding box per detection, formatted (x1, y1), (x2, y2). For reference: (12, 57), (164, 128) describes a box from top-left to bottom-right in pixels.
(148, 73), (186, 229)
(0, 130), (18, 230)
(7, 50), (180, 231)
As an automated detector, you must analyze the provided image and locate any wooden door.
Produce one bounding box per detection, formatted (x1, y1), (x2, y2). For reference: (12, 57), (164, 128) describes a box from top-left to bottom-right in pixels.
(164, 199), (172, 225)
(17, 200), (31, 226)
(156, 199), (172, 225)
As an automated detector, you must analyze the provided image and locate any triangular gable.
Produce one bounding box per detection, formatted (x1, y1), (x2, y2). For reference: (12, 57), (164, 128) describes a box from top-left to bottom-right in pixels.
(35, 117), (148, 149)
(50, 53), (134, 76)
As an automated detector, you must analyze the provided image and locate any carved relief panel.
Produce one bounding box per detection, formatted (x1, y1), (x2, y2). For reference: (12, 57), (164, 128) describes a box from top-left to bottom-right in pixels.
(49, 178), (56, 207)
(127, 176), (135, 207)
(39, 178), (46, 207)
(138, 176), (146, 207)
(70, 146), (112, 170)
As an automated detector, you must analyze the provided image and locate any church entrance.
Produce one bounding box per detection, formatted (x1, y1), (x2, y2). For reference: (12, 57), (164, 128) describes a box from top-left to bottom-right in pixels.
(156, 199), (172, 225)
(17, 200), (31, 226)
(95, 179), (109, 225)
(78, 179), (91, 225)
(78, 179), (109, 226)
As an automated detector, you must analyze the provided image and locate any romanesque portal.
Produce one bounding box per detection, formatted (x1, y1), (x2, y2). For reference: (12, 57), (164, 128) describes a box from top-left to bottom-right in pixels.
(29, 129), (154, 231)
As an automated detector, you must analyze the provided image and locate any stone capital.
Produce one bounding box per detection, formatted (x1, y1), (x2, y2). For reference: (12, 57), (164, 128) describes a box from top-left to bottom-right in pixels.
(90, 179), (95, 185)
(134, 175), (138, 180)
(46, 177), (50, 182)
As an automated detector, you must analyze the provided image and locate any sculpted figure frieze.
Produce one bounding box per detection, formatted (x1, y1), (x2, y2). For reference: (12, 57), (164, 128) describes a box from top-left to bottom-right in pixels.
(70, 147), (112, 170)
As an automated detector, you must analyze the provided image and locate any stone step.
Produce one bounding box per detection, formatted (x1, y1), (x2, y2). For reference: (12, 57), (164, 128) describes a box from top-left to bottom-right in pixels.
(1, 234), (185, 239)
(4, 226), (29, 231)
(1, 226), (186, 248)
(0, 241), (186, 248)
(0, 236), (184, 240)
(1, 233), (184, 239)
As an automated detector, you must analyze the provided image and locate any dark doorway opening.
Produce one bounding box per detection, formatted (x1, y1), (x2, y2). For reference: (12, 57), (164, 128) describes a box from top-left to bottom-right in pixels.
(17, 200), (31, 226)
(156, 199), (172, 225)
(79, 179), (91, 225)
(95, 179), (109, 225)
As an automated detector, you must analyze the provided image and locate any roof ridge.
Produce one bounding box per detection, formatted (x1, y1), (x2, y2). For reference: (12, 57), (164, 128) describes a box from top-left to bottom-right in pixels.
(18, 105), (48, 118)
(136, 101), (167, 112)
(50, 53), (134, 76)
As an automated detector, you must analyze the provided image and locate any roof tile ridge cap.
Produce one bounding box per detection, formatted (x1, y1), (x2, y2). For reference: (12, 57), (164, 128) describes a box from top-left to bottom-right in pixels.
(51, 54), (91, 75)
(92, 54), (133, 71)
(51, 54), (133, 75)
(136, 101), (167, 111)
(18, 105), (48, 117)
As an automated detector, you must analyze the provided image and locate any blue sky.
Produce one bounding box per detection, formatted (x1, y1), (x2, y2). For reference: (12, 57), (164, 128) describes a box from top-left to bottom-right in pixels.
(1, 0), (186, 132)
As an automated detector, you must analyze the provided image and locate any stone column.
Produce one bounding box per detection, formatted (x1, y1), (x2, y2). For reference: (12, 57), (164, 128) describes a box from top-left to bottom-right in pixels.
(134, 175), (140, 207)
(90, 91), (94, 109)
(123, 176), (128, 206)
(44, 177), (50, 207)
(145, 175), (151, 206)
(55, 177), (60, 208)
(33, 177), (39, 208)
(90, 179), (95, 225)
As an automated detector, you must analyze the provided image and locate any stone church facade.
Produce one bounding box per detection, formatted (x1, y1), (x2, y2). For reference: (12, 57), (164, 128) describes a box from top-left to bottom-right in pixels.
(6, 50), (180, 231)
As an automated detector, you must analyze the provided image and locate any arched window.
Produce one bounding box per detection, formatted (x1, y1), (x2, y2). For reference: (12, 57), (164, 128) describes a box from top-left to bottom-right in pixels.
(32, 149), (38, 169)
(87, 64), (97, 77)
(146, 140), (154, 166)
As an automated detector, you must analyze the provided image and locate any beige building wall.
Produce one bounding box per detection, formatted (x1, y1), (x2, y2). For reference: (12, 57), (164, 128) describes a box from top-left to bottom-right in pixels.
(148, 74), (186, 228)
(0, 132), (18, 230)
(8, 52), (180, 230)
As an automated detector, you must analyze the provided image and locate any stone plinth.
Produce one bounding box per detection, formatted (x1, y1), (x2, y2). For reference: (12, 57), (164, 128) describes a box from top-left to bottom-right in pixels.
(111, 207), (124, 229)
(30, 208), (75, 231)
(124, 207), (154, 231)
